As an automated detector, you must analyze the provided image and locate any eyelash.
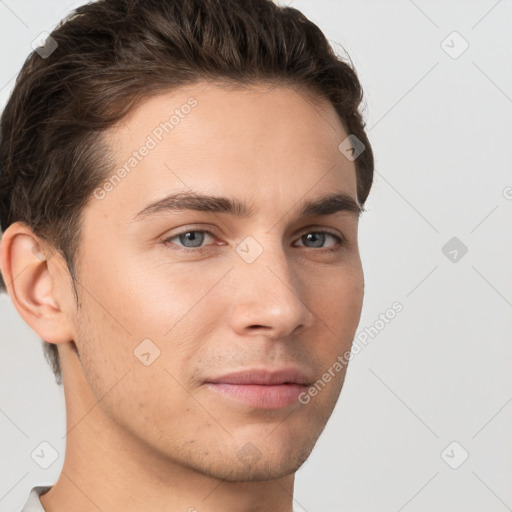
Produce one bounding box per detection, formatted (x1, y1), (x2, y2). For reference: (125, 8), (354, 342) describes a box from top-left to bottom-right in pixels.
(161, 229), (345, 254)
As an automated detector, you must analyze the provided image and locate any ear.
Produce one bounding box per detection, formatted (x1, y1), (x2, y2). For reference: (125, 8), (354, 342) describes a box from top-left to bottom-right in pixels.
(0, 221), (75, 344)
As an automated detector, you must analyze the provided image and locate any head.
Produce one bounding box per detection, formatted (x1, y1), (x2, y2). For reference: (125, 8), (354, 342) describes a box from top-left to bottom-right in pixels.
(0, 0), (373, 481)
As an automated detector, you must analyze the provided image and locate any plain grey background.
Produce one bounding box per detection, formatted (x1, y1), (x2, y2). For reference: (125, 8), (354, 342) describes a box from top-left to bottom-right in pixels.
(1, 1), (511, 511)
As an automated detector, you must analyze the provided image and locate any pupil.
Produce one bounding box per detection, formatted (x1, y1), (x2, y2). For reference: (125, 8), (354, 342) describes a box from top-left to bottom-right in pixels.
(181, 231), (204, 247)
(306, 233), (324, 248)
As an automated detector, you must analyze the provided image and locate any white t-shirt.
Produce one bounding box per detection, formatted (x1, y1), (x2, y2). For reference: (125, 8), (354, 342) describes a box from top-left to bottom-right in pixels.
(20, 486), (51, 512)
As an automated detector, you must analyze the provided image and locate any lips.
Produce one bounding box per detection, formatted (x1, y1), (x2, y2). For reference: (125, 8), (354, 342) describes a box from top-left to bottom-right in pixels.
(204, 367), (312, 409)
(205, 367), (311, 386)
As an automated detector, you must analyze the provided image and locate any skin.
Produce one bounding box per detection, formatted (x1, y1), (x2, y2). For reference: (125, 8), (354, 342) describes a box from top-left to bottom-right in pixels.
(0, 81), (364, 512)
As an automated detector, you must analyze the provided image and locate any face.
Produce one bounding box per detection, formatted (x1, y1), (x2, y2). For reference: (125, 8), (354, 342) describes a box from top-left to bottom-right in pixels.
(69, 81), (364, 481)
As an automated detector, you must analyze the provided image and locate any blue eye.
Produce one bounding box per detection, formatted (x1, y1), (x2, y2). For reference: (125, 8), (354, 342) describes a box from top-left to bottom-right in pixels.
(296, 232), (342, 249)
(163, 230), (214, 249)
(162, 229), (343, 253)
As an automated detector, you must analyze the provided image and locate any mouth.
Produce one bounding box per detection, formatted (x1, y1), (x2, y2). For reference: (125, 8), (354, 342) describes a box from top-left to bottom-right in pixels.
(204, 367), (311, 410)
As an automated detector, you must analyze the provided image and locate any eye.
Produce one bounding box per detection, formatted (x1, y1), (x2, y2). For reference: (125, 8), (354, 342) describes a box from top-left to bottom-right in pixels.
(161, 228), (344, 253)
(162, 230), (216, 250)
(294, 231), (343, 250)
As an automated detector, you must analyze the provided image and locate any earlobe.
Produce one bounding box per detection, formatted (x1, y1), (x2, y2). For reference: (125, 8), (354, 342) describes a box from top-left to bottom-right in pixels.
(0, 222), (75, 344)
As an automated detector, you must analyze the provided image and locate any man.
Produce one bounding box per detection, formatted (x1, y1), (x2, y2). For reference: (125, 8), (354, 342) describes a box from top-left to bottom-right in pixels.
(0, 0), (374, 510)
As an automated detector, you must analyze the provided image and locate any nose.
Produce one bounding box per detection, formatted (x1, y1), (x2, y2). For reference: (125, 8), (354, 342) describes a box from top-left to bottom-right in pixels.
(227, 237), (315, 340)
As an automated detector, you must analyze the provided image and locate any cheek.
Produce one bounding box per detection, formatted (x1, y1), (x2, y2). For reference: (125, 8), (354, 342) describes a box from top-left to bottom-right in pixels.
(316, 265), (364, 340)
(86, 253), (210, 337)
(297, 266), (363, 408)
(76, 256), (229, 391)
(73, 295), (206, 432)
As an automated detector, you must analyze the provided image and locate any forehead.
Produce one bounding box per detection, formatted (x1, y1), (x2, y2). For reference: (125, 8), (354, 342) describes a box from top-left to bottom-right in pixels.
(95, 81), (357, 222)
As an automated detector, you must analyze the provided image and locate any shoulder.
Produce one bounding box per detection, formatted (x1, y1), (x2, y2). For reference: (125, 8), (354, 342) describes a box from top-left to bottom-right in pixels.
(19, 486), (52, 512)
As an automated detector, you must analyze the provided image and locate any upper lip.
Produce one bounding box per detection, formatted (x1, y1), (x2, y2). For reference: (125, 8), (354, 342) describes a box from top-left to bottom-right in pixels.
(205, 367), (311, 386)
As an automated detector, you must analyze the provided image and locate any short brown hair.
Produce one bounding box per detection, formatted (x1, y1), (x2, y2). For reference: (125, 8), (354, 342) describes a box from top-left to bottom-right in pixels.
(0, 0), (374, 384)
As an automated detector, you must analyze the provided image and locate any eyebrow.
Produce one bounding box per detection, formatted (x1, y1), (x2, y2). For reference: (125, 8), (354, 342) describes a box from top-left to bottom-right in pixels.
(133, 190), (363, 222)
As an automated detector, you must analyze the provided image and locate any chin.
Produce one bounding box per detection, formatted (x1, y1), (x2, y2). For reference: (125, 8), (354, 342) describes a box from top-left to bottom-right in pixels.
(188, 431), (320, 483)
(199, 449), (312, 482)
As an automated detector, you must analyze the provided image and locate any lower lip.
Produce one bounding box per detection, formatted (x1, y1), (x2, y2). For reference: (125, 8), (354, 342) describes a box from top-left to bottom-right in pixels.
(205, 383), (307, 409)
